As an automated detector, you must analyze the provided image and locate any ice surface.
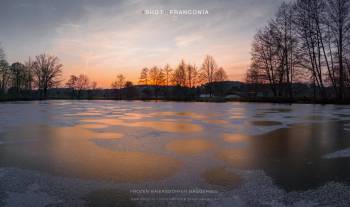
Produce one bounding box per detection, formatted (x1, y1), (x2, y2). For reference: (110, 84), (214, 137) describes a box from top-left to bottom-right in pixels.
(1, 101), (350, 206)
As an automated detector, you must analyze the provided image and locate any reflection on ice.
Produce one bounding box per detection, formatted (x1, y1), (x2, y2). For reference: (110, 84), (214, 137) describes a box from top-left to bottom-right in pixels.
(80, 118), (203, 133)
(251, 120), (283, 126)
(166, 139), (215, 155)
(201, 166), (241, 188)
(0, 126), (181, 182)
(151, 111), (208, 119)
(78, 123), (108, 129)
(93, 132), (123, 139)
(223, 134), (250, 143)
(1, 100), (350, 197)
(216, 149), (253, 169)
(205, 119), (229, 125)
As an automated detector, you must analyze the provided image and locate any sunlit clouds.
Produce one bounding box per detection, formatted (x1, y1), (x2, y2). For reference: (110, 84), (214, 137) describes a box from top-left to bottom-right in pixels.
(0, 0), (289, 87)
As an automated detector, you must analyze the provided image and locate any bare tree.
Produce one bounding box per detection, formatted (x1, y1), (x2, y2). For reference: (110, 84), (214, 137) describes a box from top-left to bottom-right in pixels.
(250, 2), (299, 99)
(76, 74), (90, 97)
(186, 64), (198, 88)
(0, 45), (4, 61)
(149, 66), (165, 86)
(139, 68), (149, 85)
(0, 61), (10, 92)
(246, 64), (263, 97)
(111, 74), (126, 89)
(23, 58), (34, 90)
(0, 46), (10, 93)
(172, 60), (187, 87)
(111, 74), (126, 99)
(246, 64), (262, 85)
(294, 0), (335, 98)
(274, 2), (298, 98)
(163, 64), (173, 86)
(10, 62), (26, 93)
(214, 67), (228, 82)
(248, 0), (350, 100)
(200, 55), (218, 84)
(251, 25), (282, 97)
(32, 54), (63, 97)
(77, 74), (90, 90)
(125, 81), (133, 88)
(200, 55), (218, 96)
(149, 66), (165, 98)
(66, 75), (78, 88)
(66, 75), (78, 97)
(324, 0), (350, 99)
(65, 74), (90, 98)
(0, 67), (9, 93)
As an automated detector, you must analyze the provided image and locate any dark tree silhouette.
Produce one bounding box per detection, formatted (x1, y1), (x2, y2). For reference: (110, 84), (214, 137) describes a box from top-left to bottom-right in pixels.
(149, 66), (165, 86)
(163, 64), (173, 86)
(325, 0), (350, 99)
(186, 64), (198, 88)
(247, 0), (350, 101)
(139, 68), (149, 85)
(172, 60), (187, 87)
(111, 74), (126, 90)
(0, 46), (10, 93)
(65, 74), (90, 98)
(214, 67), (228, 82)
(10, 62), (26, 94)
(32, 54), (63, 98)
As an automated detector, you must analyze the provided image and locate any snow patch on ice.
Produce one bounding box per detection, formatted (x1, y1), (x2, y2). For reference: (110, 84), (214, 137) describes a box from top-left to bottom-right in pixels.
(322, 148), (350, 159)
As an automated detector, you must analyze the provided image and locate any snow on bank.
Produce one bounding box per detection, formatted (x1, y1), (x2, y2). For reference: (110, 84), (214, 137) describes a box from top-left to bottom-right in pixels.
(1, 167), (350, 207)
(209, 170), (350, 207)
(4, 185), (62, 207)
(322, 148), (350, 159)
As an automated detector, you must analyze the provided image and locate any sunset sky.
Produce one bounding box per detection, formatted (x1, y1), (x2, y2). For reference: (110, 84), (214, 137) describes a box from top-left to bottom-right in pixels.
(0, 0), (288, 88)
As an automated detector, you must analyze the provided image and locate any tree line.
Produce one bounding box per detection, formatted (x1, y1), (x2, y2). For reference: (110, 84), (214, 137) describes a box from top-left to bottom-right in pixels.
(0, 48), (63, 98)
(135, 55), (227, 96)
(0, 45), (230, 100)
(136, 55), (227, 88)
(247, 0), (350, 101)
(108, 55), (228, 99)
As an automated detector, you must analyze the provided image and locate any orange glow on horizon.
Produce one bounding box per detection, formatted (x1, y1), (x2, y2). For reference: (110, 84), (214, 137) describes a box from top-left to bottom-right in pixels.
(62, 61), (248, 88)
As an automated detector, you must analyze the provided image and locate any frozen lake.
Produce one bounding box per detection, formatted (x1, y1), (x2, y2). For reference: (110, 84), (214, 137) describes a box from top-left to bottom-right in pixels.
(0, 100), (350, 206)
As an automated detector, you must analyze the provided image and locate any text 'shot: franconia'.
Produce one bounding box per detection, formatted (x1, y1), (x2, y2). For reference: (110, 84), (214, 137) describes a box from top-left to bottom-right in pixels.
(143, 9), (209, 15)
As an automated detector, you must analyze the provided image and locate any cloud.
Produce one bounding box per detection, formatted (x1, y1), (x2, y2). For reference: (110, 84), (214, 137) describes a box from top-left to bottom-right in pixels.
(175, 34), (203, 47)
(1, 0), (290, 87)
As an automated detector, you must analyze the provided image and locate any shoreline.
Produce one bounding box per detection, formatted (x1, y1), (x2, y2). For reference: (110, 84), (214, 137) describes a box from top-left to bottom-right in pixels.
(1, 97), (350, 105)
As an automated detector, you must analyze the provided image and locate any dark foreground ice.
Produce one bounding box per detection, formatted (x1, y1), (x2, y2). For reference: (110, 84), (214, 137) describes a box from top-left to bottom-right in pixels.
(1, 167), (350, 207)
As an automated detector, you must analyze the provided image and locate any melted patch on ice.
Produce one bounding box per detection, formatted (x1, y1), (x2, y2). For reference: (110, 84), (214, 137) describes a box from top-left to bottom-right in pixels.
(322, 148), (350, 159)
